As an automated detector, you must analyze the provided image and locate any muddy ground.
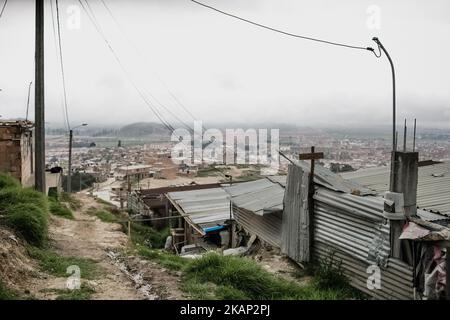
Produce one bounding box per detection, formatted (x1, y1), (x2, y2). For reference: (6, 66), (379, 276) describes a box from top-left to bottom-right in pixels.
(1, 193), (184, 300)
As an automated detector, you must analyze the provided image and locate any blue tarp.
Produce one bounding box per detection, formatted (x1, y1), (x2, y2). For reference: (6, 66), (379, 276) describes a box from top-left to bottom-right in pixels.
(203, 225), (226, 233)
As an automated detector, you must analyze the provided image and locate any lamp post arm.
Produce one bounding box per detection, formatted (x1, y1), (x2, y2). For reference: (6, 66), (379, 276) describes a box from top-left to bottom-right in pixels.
(373, 37), (396, 191)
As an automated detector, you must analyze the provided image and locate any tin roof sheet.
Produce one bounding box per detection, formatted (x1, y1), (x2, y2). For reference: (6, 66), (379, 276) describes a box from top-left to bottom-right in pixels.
(167, 187), (231, 230)
(342, 161), (450, 216)
(226, 178), (285, 215)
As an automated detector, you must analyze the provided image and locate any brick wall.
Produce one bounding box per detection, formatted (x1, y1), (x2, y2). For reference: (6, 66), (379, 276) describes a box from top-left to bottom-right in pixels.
(0, 123), (35, 187)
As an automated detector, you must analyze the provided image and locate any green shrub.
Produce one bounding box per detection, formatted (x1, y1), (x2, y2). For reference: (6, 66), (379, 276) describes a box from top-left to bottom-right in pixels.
(313, 252), (348, 290)
(94, 210), (120, 223)
(49, 200), (74, 220)
(0, 173), (20, 190)
(126, 222), (169, 248)
(60, 192), (82, 210)
(0, 187), (48, 213)
(137, 246), (188, 271)
(6, 204), (48, 246)
(184, 253), (306, 300)
(0, 280), (16, 300)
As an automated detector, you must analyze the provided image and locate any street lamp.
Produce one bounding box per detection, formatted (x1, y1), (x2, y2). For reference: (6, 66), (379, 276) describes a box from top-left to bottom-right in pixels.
(372, 37), (396, 191)
(67, 123), (88, 193)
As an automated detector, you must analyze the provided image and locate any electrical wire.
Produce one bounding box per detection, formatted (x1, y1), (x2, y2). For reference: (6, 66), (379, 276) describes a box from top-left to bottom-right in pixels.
(190, 0), (374, 52)
(84, 0), (184, 132)
(50, 0), (70, 131)
(55, 0), (72, 129)
(79, 0), (177, 132)
(100, 0), (199, 124)
(79, 0), (174, 131)
(96, 0), (195, 132)
(89, 0), (194, 134)
(0, 0), (7, 21)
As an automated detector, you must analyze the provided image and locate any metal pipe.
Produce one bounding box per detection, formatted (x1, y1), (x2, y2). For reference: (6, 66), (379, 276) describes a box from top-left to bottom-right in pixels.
(373, 37), (396, 191)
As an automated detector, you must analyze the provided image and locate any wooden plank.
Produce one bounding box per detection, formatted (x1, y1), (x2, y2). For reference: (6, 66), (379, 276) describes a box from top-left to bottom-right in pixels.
(299, 152), (324, 160)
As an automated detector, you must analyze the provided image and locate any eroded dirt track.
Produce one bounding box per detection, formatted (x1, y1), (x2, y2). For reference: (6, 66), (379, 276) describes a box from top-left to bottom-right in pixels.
(3, 193), (184, 300)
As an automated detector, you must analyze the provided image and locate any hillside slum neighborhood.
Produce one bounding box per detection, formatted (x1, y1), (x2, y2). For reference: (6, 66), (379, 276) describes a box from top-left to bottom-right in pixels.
(127, 151), (450, 300)
(2, 119), (450, 300)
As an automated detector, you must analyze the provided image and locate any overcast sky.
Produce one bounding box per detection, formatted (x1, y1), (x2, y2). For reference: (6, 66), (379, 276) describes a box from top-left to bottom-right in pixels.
(0, 0), (449, 129)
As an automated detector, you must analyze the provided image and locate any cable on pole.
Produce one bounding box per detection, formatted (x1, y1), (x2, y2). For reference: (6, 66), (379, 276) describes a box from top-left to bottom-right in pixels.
(50, 0), (69, 131)
(190, 0), (374, 53)
(0, 0), (7, 21)
(79, 0), (176, 132)
(99, 0), (198, 132)
(55, 0), (72, 129)
(84, 0), (190, 132)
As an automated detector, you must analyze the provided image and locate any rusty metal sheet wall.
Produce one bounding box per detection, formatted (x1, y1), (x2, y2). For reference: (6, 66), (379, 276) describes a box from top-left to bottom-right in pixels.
(282, 164), (310, 263)
(234, 207), (282, 247)
(314, 243), (414, 300)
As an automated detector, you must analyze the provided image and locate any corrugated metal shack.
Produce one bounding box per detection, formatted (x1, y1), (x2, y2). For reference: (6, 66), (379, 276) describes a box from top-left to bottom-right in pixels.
(220, 160), (449, 300)
(280, 163), (415, 299)
(128, 183), (222, 229)
(281, 161), (450, 300)
(126, 160), (450, 300)
(166, 186), (232, 247)
(226, 178), (286, 247)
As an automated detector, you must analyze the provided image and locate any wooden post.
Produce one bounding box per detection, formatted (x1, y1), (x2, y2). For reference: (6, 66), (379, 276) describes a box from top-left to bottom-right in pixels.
(299, 146), (324, 256)
(67, 129), (73, 193)
(128, 220), (131, 239)
(446, 247), (450, 300)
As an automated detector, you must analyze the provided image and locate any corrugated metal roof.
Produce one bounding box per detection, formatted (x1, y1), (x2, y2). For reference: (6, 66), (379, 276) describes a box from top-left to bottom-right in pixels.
(226, 178), (285, 215)
(167, 187), (231, 231)
(342, 161), (450, 216)
(266, 175), (287, 187)
(293, 160), (376, 195)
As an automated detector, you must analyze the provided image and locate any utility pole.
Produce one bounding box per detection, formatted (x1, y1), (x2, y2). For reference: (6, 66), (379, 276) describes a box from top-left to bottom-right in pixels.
(67, 123), (87, 193)
(35, 0), (46, 193)
(67, 129), (73, 193)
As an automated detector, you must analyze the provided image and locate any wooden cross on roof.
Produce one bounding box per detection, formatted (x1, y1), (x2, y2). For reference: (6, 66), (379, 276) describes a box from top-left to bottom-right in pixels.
(299, 146), (324, 250)
(299, 146), (324, 189)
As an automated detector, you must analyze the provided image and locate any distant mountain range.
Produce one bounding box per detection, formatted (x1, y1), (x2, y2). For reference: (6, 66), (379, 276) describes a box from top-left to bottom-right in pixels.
(116, 122), (171, 137)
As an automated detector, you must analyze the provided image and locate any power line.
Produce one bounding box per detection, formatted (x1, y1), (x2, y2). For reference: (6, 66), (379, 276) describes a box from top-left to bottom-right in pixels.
(55, 0), (71, 129)
(99, 0), (199, 123)
(84, 0), (179, 131)
(78, 0), (176, 132)
(79, 0), (174, 131)
(0, 0), (7, 21)
(50, 0), (70, 130)
(190, 0), (374, 52)
(96, 0), (195, 132)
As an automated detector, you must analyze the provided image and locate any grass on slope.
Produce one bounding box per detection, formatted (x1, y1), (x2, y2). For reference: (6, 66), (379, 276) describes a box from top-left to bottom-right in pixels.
(48, 198), (74, 220)
(0, 280), (17, 300)
(27, 246), (100, 280)
(0, 174), (49, 247)
(136, 248), (360, 300)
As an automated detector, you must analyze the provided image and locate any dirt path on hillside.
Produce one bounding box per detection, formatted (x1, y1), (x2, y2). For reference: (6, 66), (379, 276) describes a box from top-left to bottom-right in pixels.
(26, 193), (184, 300)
